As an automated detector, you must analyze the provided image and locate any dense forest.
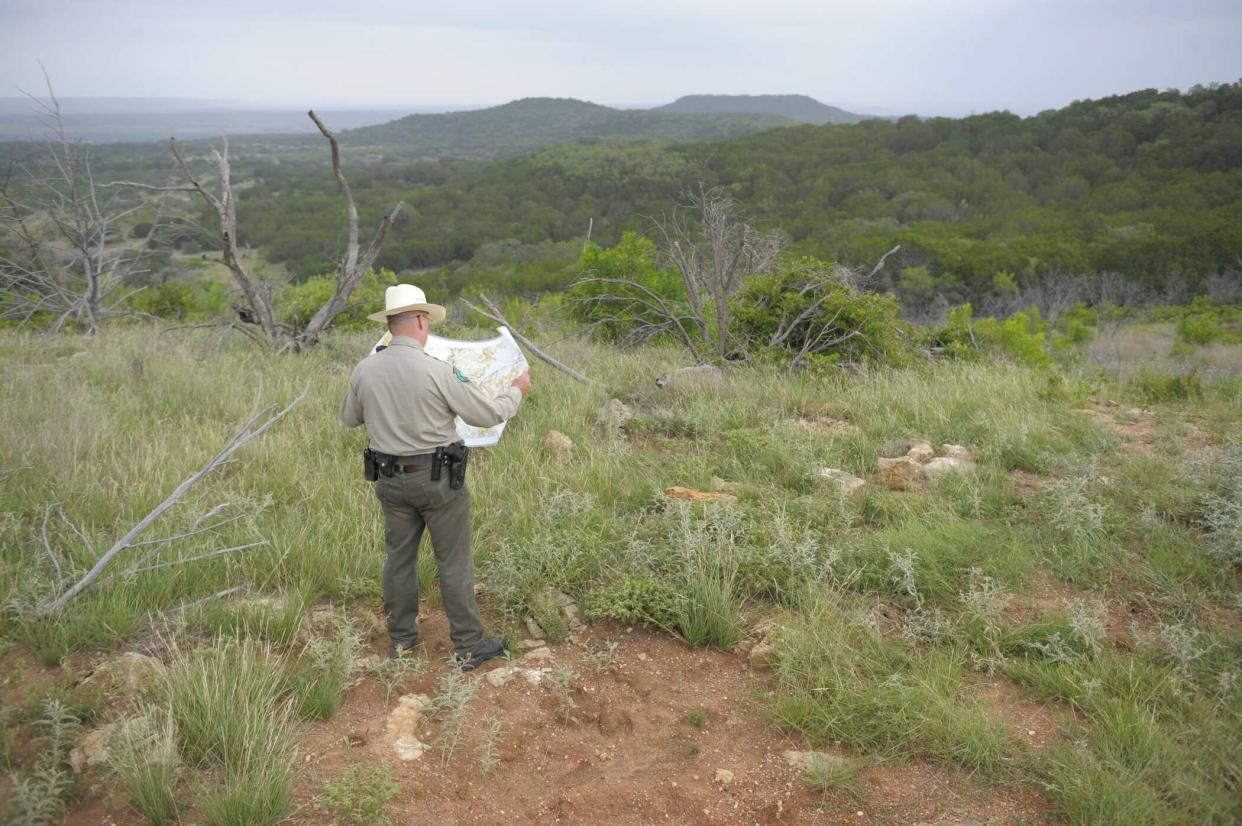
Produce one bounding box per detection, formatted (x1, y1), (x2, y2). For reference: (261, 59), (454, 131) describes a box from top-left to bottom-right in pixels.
(4, 84), (1240, 316)
(218, 83), (1242, 309)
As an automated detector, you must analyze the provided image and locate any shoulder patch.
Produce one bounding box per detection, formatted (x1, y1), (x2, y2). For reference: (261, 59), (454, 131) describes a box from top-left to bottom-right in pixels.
(453, 366), (470, 383)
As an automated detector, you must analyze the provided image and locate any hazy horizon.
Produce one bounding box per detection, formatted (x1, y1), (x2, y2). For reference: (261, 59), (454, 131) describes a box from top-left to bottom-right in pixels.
(2, 0), (1240, 119)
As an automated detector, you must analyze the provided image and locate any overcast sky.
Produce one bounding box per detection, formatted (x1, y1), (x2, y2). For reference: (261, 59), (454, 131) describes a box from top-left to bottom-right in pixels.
(2, 0), (1240, 115)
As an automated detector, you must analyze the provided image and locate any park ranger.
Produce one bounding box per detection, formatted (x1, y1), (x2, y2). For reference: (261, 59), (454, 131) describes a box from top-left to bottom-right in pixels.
(340, 284), (531, 670)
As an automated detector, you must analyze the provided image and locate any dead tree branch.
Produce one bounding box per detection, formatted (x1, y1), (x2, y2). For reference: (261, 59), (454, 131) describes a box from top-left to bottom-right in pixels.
(298, 111), (405, 347)
(39, 380), (309, 614)
(574, 186), (782, 364)
(0, 73), (166, 332)
(461, 294), (593, 385)
(138, 111), (405, 348)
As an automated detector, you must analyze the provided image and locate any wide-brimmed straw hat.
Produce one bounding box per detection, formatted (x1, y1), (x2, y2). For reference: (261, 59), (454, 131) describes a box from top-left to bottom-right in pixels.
(367, 284), (446, 325)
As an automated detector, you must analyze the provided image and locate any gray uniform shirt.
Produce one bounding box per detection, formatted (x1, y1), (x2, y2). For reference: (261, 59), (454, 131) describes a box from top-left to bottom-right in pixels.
(340, 335), (523, 455)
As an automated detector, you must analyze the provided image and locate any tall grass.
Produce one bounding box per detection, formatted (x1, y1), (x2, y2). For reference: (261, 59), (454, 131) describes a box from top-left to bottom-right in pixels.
(164, 637), (295, 825)
(108, 709), (181, 825)
(2, 323), (1240, 823)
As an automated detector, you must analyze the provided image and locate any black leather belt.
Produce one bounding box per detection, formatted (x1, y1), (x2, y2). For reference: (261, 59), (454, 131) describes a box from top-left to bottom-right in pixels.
(394, 463), (431, 473)
(391, 453), (436, 474)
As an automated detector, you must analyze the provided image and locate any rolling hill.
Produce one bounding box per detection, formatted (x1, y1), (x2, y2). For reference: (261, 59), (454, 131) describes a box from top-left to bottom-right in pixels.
(654, 94), (868, 124)
(339, 97), (794, 157)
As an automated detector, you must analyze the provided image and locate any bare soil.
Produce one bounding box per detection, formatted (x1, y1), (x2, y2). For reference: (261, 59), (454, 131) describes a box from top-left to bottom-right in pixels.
(292, 609), (1052, 825)
(34, 605), (1056, 825)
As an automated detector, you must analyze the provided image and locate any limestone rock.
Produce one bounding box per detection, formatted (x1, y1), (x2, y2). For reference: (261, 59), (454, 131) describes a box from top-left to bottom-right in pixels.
(517, 638), (544, 650)
(783, 750), (847, 772)
(819, 468), (866, 495)
(84, 652), (166, 700)
(486, 666), (520, 687)
(543, 430), (574, 458)
(525, 617), (546, 639)
(70, 723), (118, 774)
(714, 768), (735, 787)
(486, 666), (552, 688)
(923, 456), (976, 479)
(747, 640), (777, 669)
(521, 646), (555, 662)
(665, 486), (737, 505)
(905, 440), (934, 462)
(537, 589), (584, 631)
(385, 693), (431, 761)
(799, 416), (859, 436)
(655, 364), (723, 389)
(597, 399), (634, 429)
(877, 456), (925, 490)
(940, 444), (972, 460)
(710, 477), (744, 496)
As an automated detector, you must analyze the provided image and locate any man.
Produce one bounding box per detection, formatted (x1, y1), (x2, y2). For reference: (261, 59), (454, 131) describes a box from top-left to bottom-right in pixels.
(340, 284), (531, 670)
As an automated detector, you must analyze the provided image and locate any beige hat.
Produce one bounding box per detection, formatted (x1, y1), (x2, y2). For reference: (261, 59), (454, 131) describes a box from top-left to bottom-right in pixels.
(368, 284), (447, 325)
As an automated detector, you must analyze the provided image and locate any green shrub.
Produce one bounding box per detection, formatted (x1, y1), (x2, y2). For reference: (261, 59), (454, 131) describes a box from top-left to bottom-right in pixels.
(733, 256), (914, 368)
(129, 280), (229, 321)
(322, 762), (400, 825)
(584, 574), (680, 629)
(1126, 369), (1202, 402)
(1176, 311), (1223, 344)
(936, 303), (1054, 367)
(568, 232), (683, 342)
(1052, 302), (1098, 352)
(279, 268), (398, 330)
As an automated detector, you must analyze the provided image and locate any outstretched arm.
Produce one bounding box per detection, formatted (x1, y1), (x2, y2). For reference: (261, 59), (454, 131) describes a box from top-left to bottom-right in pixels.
(436, 368), (528, 428)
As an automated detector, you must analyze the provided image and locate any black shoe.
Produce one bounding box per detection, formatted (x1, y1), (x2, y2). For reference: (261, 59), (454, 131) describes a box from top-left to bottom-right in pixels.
(456, 637), (507, 672)
(389, 640), (421, 659)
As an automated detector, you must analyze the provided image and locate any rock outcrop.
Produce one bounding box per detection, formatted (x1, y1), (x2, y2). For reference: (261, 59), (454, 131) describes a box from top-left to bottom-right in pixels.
(543, 430), (574, 458)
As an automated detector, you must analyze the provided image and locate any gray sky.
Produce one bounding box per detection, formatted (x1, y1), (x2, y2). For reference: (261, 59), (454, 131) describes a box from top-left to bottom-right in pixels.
(2, 0), (1240, 115)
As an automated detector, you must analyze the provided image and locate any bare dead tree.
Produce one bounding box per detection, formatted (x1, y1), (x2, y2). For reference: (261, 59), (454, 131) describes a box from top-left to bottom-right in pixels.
(38, 379), (309, 614)
(0, 74), (165, 333)
(108, 111), (404, 349)
(656, 186), (783, 361)
(571, 186), (782, 364)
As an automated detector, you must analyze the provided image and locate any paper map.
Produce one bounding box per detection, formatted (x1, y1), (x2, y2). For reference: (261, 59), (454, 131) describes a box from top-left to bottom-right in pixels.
(371, 327), (528, 447)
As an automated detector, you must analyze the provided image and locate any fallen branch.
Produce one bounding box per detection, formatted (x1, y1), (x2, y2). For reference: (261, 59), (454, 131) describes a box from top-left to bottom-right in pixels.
(124, 540), (267, 576)
(461, 295), (594, 385)
(162, 585), (248, 617)
(39, 380), (310, 614)
(39, 506), (65, 591)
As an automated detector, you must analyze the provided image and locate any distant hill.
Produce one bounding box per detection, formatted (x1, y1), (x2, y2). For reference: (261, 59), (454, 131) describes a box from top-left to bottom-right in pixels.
(654, 94), (868, 125)
(340, 97), (794, 157)
(0, 98), (435, 143)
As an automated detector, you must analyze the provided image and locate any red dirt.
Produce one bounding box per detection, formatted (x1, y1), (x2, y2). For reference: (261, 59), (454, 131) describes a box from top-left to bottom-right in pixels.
(285, 609), (1051, 826)
(972, 678), (1072, 751)
(35, 604), (1058, 825)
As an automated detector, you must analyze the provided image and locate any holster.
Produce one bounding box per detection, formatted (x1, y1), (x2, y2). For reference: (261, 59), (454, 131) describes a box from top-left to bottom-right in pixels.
(431, 442), (469, 489)
(365, 448), (398, 479)
(446, 442), (469, 490)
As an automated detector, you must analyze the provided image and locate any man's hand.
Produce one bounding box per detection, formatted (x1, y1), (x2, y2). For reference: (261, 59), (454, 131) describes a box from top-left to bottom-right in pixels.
(511, 370), (532, 396)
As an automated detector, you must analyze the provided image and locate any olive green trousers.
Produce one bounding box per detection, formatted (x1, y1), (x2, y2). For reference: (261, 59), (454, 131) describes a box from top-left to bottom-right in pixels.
(374, 468), (484, 656)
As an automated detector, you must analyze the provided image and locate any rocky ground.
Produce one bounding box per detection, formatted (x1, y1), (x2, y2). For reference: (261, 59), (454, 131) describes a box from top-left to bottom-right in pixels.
(15, 599), (1056, 826)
